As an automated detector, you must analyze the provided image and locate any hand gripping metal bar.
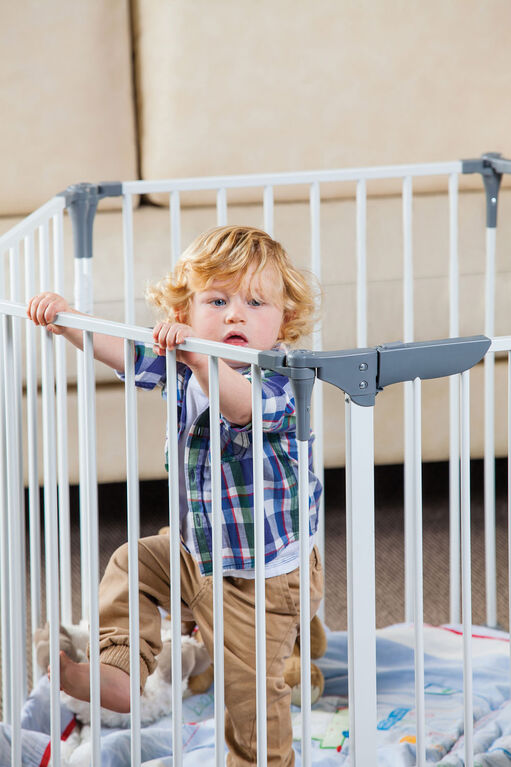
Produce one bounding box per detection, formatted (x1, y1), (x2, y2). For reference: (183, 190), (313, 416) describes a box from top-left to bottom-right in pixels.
(462, 152), (511, 228)
(259, 335), (490, 422)
(58, 181), (123, 260)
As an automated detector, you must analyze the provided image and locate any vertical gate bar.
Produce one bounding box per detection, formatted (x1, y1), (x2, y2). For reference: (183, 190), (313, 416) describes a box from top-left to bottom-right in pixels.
(263, 186), (274, 237)
(484, 226), (497, 627)
(74, 255), (94, 621)
(412, 378), (426, 767)
(53, 210), (72, 625)
(309, 181), (325, 622)
(170, 191), (181, 268)
(460, 369), (474, 766)
(83, 328), (102, 766)
(125, 339), (141, 766)
(166, 349), (183, 767)
(403, 175), (414, 622)
(345, 397), (377, 766)
(9, 243), (27, 698)
(3, 313), (23, 766)
(39, 219), (64, 767)
(40, 311), (62, 767)
(508, 352), (511, 695)
(448, 172), (461, 624)
(217, 188), (228, 226)
(252, 364), (267, 767)
(356, 178), (367, 348)
(24, 232), (42, 676)
(0, 255), (10, 724)
(299, 437), (313, 765)
(123, 192), (136, 325)
(209, 355), (225, 767)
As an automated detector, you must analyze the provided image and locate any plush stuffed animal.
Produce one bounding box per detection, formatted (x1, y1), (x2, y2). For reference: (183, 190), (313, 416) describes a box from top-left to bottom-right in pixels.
(285, 614), (327, 706)
(33, 621), (211, 727)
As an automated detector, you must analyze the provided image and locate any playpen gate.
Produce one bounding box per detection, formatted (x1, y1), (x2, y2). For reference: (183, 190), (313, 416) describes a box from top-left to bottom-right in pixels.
(1, 153), (510, 767)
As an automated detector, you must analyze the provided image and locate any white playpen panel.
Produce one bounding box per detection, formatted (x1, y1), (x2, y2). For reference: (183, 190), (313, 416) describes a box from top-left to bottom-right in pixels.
(0, 155), (510, 766)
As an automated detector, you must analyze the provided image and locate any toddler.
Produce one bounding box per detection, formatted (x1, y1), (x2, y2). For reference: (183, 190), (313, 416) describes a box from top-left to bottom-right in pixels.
(28, 225), (323, 767)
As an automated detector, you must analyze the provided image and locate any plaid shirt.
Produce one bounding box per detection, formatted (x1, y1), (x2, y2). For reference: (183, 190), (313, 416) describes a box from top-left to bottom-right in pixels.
(120, 343), (322, 576)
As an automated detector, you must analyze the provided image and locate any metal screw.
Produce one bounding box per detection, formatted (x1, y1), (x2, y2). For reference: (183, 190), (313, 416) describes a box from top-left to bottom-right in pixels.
(359, 362), (368, 371)
(359, 380), (368, 390)
(491, 197), (497, 204)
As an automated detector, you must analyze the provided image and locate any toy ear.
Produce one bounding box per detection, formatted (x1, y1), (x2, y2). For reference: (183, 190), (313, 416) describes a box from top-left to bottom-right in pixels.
(182, 638), (211, 679)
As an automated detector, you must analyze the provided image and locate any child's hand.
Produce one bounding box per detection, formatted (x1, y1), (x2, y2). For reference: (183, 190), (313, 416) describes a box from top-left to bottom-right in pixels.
(153, 321), (204, 369)
(27, 292), (70, 335)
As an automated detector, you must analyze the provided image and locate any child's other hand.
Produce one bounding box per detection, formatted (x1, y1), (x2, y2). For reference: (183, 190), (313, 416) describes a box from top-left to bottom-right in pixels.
(153, 322), (204, 369)
(27, 292), (69, 335)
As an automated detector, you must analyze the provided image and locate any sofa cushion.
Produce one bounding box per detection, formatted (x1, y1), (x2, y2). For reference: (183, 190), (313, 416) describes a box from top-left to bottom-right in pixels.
(0, 0), (137, 216)
(133, 0), (511, 206)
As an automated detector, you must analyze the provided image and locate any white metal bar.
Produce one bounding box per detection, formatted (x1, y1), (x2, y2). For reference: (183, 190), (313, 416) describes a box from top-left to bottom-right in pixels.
(9, 243), (26, 698)
(125, 339), (141, 766)
(53, 211), (72, 625)
(356, 178), (367, 348)
(412, 378), (425, 767)
(309, 181), (325, 623)
(489, 336), (511, 353)
(170, 190), (181, 267)
(123, 193), (136, 325)
(40, 316), (61, 767)
(209, 356), (225, 767)
(252, 365), (267, 767)
(216, 188), (227, 226)
(3, 314), (23, 766)
(403, 175), (414, 623)
(166, 349), (183, 767)
(484, 226), (497, 627)
(345, 397), (377, 766)
(263, 186), (274, 236)
(0, 196), (65, 253)
(74, 257), (93, 621)
(460, 370), (474, 767)
(0, 257), (10, 724)
(24, 232), (43, 676)
(83, 328), (101, 765)
(299, 437), (313, 765)
(508, 353), (511, 694)
(448, 173), (461, 625)
(123, 160), (463, 196)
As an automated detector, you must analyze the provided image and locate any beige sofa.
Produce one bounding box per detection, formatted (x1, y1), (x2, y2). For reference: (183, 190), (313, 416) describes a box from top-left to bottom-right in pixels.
(2, 0), (511, 483)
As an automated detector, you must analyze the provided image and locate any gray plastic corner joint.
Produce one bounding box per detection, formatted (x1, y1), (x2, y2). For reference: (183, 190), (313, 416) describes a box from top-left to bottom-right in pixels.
(461, 152), (504, 228)
(59, 181), (123, 259)
(258, 349), (316, 440)
(264, 335), (490, 410)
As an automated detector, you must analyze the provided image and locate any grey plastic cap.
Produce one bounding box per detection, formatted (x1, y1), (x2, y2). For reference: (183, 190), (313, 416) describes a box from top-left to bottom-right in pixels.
(461, 153), (503, 228)
(59, 181), (122, 259)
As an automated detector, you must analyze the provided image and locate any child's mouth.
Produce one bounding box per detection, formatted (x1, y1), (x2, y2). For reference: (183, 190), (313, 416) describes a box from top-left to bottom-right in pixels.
(223, 333), (248, 345)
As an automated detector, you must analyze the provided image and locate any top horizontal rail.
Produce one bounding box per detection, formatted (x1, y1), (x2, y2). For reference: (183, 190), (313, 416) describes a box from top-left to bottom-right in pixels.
(122, 161), (463, 195)
(0, 300), (262, 366)
(0, 196), (66, 253)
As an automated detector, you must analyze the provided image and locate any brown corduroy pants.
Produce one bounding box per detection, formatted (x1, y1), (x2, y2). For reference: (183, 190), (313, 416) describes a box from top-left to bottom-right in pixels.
(96, 535), (324, 767)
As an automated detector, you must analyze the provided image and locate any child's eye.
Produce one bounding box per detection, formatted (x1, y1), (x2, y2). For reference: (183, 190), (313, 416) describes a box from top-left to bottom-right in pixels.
(211, 298), (226, 307)
(248, 298), (263, 307)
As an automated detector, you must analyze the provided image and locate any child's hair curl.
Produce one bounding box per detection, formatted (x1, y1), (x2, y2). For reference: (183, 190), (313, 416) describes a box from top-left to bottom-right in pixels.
(146, 225), (319, 345)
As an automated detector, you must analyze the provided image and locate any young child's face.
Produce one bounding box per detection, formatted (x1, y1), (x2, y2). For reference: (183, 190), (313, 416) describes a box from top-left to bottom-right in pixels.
(186, 265), (285, 360)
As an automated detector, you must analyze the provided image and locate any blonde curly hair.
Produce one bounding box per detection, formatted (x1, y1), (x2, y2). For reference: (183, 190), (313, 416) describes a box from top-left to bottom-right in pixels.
(146, 225), (319, 346)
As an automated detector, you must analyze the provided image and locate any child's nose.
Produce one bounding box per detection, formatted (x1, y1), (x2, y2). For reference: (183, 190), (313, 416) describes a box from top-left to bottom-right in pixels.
(225, 299), (245, 322)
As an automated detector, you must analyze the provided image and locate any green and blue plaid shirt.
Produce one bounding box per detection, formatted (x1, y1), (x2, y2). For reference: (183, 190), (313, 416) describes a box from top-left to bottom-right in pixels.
(120, 343), (322, 576)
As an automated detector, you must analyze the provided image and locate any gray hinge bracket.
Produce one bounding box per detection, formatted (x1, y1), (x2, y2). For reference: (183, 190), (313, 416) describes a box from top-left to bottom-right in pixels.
(461, 152), (511, 228)
(58, 181), (123, 259)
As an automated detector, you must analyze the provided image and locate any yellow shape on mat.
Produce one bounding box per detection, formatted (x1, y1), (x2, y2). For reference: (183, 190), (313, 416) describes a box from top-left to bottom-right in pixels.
(399, 735), (416, 744)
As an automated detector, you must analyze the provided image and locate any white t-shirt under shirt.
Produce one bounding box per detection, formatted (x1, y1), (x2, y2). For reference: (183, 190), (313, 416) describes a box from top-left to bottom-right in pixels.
(179, 374), (313, 579)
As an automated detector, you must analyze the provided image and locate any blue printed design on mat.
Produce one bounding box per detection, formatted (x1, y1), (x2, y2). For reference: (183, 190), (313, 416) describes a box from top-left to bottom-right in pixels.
(377, 708), (411, 730)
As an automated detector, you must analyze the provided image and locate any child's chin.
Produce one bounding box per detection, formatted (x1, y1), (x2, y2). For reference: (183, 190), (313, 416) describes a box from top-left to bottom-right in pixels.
(223, 357), (248, 369)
